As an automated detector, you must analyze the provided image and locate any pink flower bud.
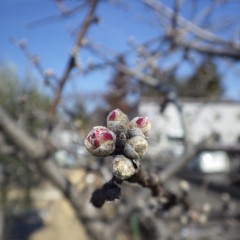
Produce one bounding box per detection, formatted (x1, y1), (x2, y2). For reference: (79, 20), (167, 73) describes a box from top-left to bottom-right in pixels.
(85, 126), (116, 157)
(112, 155), (136, 180)
(128, 117), (151, 138)
(124, 136), (148, 159)
(107, 109), (129, 134)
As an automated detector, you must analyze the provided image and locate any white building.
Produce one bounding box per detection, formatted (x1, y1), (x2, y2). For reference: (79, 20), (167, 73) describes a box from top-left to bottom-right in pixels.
(139, 97), (240, 159)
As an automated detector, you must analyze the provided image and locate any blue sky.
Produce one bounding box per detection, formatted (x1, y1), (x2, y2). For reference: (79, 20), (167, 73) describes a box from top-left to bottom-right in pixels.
(0, 0), (240, 104)
(0, 1), (155, 94)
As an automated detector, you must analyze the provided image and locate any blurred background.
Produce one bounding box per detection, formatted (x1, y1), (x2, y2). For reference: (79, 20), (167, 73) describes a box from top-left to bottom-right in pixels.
(0, 0), (240, 239)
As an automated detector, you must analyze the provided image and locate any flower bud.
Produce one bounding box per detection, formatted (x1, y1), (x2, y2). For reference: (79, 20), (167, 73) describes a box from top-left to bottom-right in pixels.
(124, 136), (148, 159)
(85, 126), (116, 157)
(128, 117), (151, 138)
(112, 155), (136, 180)
(107, 109), (129, 134)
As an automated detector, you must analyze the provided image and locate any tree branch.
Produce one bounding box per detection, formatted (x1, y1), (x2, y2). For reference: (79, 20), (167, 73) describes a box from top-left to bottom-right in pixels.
(26, 2), (86, 28)
(0, 106), (109, 240)
(0, 108), (47, 160)
(172, 38), (240, 60)
(143, 0), (240, 48)
(0, 107), (81, 203)
(48, 0), (98, 125)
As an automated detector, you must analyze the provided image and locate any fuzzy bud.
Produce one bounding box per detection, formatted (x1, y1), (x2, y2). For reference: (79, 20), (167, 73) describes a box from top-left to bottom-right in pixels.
(128, 117), (151, 138)
(85, 126), (116, 157)
(112, 155), (136, 180)
(107, 109), (129, 134)
(124, 136), (148, 159)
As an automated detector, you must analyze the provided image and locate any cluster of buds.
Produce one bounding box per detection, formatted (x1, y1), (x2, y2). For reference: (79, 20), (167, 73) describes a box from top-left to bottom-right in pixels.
(85, 109), (151, 180)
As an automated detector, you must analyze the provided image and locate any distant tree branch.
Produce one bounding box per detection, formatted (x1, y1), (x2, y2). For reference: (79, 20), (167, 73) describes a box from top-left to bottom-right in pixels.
(10, 38), (57, 90)
(172, 38), (240, 60)
(143, 0), (240, 59)
(0, 106), (110, 240)
(26, 1), (87, 28)
(0, 107), (81, 203)
(48, 0), (98, 126)
(143, 0), (239, 48)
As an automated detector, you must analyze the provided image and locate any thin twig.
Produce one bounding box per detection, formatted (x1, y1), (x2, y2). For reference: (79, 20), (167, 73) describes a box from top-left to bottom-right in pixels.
(26, 2), (87, 28)
(10, 38), (57, 90)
